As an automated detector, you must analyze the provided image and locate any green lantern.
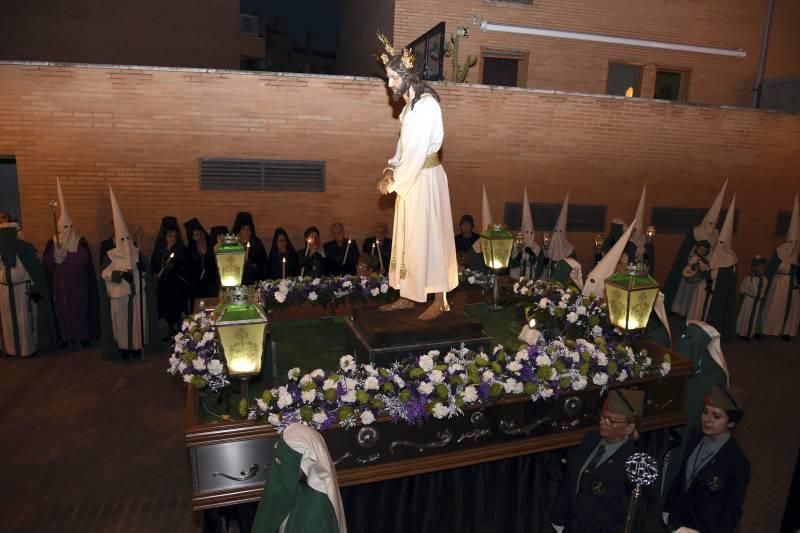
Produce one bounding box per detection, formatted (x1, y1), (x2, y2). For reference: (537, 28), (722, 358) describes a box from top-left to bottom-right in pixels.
(480, 223), (515, 270)
(215, 234), (247, 288)
(604, 265), (660, 332)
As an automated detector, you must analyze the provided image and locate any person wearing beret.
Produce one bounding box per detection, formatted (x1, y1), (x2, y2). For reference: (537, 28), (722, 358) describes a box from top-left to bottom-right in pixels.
(551, 389), (648, 532)
(664, 386), (751, 533)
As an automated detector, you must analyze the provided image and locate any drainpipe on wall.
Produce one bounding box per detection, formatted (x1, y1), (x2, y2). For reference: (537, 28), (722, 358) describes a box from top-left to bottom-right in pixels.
(753, 0), (776, 108)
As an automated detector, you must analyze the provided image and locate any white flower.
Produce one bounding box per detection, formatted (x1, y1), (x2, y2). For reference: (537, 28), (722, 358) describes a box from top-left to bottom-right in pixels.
(618, 369), (629, 382)
(277, 387), (294, 409)
(561, 293), (571, 302)
(342, 280), (352, 289)
(519, 286), (529, 295)
(427, 350), (441, 357)
(550, 368), (558, 380)
(468, 275), (476, 284)
(299, 374), (313, 386)
(592, 372), (609, 386)
(568, 351), (580, 364)
(364, 376), (380, 390)
(463, 386), (478, 403)
(192, 358), (207, 371)
(168, 355), (180, 368)
(342, 390), (356, 403)
(432, 403), (448, 419)
(206, 360), (224, 376)
(596, 353), (608, 366)
(360, 410), (376, 425)
(370, 287), (380, 296)
(340, 355), (356, 372)
(268, 413), (281, 426)
(418, 355), (435, 372)
(274, 291), (287, 303)
(645, 357), (652, 367)
(448, 363), (464, 375)
(566, 312), (579, 324)
(507, 361), (523, 373)
(661, 361), (671, 375)
(591, 325), (603, 337)
(540, 387), (554, 399)
(183, 374), (193, 383)
(514, 349), (529, 362)
(308, 291), (318, 301)
(558, 301), (568, 309)
(492, 345), (504, 355)
(345, 378), (358, 391)
(200, 330), (215, 345)
(312, 277), (321, 286)
(538, 298), (550, 309)
(363, 364), (378, 376)
(323, 379), (337, 390)
(256, 398), (268, 411)
(312, 411), (327, 425)
(178, 361), (188, 373)
(393, 375), (406, 388)
(380, 283), (389, 294)
(475, 352), (489, 365)
(504, 378), (523, 394)
(482, 369), (495, 383)
(535, 354), (552, 367)
(310, 369), (325, 379)
(429, 369), (445, 384)
(288, 367), (301, 381)
(417, 382), (434, 395)
(576, 305), (587, 315)
(302, 389), (316, 403)
(573, 376), (588, 390)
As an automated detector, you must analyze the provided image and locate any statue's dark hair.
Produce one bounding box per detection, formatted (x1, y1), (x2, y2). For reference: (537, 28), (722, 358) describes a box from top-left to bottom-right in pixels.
(385, 54), (440, 110)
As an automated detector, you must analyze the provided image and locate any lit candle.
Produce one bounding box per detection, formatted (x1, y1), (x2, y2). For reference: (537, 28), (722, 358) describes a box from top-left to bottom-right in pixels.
(342, 238), (352, 266)
(376, 240), (385, 273)
(282, 256), (286, 279)
(301, 238), (312, 277)
(371, 242), (376, 256)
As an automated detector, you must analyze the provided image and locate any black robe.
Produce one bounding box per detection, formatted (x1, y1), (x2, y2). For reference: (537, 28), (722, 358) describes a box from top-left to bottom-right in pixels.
(362, 237), (392, 274)
(242, 236), (268, 285)
(323, 239), (359, 276)
(152, 243), (190, 326)
(186, 237), (219, 301)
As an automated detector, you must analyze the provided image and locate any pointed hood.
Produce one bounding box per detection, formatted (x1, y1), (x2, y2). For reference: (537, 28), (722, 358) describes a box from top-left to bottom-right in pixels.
(630, 185), (647, 255)
(694, 179), (727, 244)
(520, 188), (540, 255)
(686, 320), (729, 386)
(55, 178), (80, 253)
(583, 218), (636, 298)
(711, 195), (737, 269)
(473, 185), (495, 253)
(108, 186), (136, 269)
(653, 291), (671, 342)
(545, 192), (574, 261)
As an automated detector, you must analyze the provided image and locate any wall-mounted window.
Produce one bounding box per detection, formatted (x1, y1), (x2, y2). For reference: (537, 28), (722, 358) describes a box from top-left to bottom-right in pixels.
(654, 68), (690, 101)
(607, 62), (643, 97)
(481, 48), (529, 88)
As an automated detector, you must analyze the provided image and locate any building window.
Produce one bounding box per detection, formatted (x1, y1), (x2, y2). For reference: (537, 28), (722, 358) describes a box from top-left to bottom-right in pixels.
(607, 62), (643, 97)
(654, 68), (690, 101)
(481, 49), (528, 88)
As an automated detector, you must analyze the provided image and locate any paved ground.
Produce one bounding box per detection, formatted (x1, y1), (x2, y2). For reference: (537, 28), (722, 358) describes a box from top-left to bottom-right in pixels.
(0, 325), (797, 532)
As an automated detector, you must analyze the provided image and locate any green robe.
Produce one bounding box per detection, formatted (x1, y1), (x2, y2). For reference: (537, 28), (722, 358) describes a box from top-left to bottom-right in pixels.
(704, 265), (738, 342)
(253, 436), (339, 533)
(644, 312), (671, 348)
(0, 227), (56, 355)
(98, 251), (160, 359)
(550, 257), (581, 290)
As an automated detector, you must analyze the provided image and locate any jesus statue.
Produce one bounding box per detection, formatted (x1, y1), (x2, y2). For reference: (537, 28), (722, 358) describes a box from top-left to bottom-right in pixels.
(375, 34), (459, 321)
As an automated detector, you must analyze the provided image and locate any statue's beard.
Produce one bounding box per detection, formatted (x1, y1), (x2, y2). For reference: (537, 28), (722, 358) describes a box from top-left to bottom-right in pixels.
(391, 78), (411, 102)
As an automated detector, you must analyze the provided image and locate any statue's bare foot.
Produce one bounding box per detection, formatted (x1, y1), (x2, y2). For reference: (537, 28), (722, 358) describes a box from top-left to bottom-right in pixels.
(417, 296), (450, 321)
(379, 298), (415, 312)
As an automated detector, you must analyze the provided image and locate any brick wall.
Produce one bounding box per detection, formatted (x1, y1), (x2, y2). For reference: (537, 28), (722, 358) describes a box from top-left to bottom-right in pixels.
(337, 0), (395, 77)
(0, 0), (239, 69)
(1, 63), (799, 285)
(386, 0), (776, 107)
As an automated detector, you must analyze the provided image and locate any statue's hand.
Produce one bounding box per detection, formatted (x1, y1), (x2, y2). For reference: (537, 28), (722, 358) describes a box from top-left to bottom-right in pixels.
(378, 175), (394, 195)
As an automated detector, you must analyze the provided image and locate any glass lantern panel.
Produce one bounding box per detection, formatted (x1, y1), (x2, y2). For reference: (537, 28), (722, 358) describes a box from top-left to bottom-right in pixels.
(216, 253), (246, 287)
(605, 283), (629, 330)
(217, 322), (266, 376)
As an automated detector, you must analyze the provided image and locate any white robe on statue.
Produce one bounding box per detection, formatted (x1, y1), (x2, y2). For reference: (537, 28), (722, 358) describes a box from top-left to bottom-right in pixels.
(102, 250), (148, 350)
(0, 257), (37, 356)
(386, 95), (458, 302)
(736, 274), (767, 337)
(761, 243), (800, 337)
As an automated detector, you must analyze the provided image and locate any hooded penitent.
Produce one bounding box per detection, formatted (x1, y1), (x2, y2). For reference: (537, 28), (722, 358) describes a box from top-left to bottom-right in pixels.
(761, 193), (800, 337)
(545, 192), (575, 262)
(583, 218), (636, 299)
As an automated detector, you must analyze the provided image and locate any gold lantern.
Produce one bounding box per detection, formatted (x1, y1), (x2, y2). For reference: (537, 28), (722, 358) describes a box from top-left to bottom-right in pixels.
(480, 223), (515, 270)
(604, 264), (660, 332)
(215, 234), (246, 288)
(215, 286), (269, 400)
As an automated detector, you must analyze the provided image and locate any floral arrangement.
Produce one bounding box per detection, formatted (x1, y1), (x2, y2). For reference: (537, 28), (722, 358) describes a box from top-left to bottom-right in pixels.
(511, 278), (613, 341)
(167, 312), (230, 392)
(458, 267), (495, 290)
(255, 337), (670, 432)
(258, 274), (395, 311)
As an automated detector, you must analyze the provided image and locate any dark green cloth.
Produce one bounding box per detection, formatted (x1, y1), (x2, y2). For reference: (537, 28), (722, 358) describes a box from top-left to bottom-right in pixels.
(550, 259), (579, 290)
(601, 222), (626, 255)
(705, 265), (738, 342)
(645, 313), (672, 348)
(664, 231), (699, 311)
(253, 437), (339, 533)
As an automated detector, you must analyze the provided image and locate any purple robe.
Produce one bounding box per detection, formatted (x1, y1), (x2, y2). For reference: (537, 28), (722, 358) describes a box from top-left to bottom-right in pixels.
(43, 238), (100, 343)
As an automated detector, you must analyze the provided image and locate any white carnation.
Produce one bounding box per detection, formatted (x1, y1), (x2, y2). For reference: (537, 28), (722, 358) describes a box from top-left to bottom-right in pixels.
(360, 410), (375, 425)
(429, 369), (445, 384)
(256, 398), (268, 411)
(427, 350), (441, 357)
(340, 355), (356, 372)
(380, 283), (389, 294)
(192, 358), (206, 371)
(444, 352), (456, 364)
(448, 363), (464, 375)
(308, 291), (318, 301)
(576, 305), (587, 315)
(364, 376), (379, 391)
(393, 375), (406, 388)
(301, 389), (316, 403)
(482, 369), (495, 383)
(507, 361), (523, 373)
(342, 390), (356, 403)
(312, 411), (327, 425)
(432, 403), (448, 419)
(538, 298), (550, 309)
(535, 354), (552, 367)
(310, 369), (325, 379)
(566, 312), (579, 324)
(418, 355), (435, 372)
(591, 325), (603, 336)
(573, 376), (588, 390)
(274, 291), (287, 303)
(370, 288), (380, 296)
(345, 378), (358, 391)
(618, 369), (629, 382)
(299, 374), (312, 386)
(550, 368), (558, 380)
(268, 413), (281, 426)
(183, 374), (193, 383)
(417, 382), (434, 395)
(515, 349), (529, 362)
(342, 280), (353, 289)
(312, 278), (321, 286)
(540, 387), (554, 399)
(363, 364), (378, 376)
(592, 372), (608, 386)
(468, 275), (476, 284)
(463, 386), (478, 403)
(287, 367), (301, 381)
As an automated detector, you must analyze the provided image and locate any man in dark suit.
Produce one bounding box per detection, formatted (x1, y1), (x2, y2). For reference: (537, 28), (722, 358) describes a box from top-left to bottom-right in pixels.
(552, 389), (646, 533)
(362, 222), (391, 275)
(324, 222), (358, 276)
(664, 386), (750, 533)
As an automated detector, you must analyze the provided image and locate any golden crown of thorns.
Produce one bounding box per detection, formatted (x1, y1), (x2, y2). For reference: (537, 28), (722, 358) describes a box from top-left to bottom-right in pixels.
(377, 32), (414, 69)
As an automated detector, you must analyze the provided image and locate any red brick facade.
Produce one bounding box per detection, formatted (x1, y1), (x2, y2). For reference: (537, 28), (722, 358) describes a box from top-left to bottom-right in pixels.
(340, 0), (800, 108)
(0, 63), (798, 284)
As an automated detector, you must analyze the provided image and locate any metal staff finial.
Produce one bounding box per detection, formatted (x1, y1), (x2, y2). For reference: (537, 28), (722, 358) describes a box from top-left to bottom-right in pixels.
(623, 452), (659, 533)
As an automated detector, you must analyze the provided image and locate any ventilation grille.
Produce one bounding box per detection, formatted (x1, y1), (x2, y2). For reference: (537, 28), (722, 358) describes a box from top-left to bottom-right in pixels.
(200, 159), (325, 192)
(503, 203), (607, 232)
(650, 207), (737, 234)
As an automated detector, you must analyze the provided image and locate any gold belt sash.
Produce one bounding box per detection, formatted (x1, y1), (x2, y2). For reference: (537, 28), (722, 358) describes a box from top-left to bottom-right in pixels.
(422, 152), (441, 169)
